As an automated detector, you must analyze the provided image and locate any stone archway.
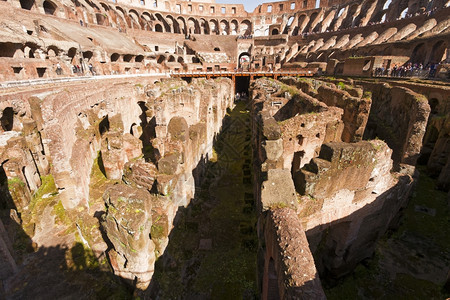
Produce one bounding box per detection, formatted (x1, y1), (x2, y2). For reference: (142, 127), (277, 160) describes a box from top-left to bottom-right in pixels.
(20, 0), (34, 10)
(238, 52), (251, 69)
(43, 0), (57, 14)
(429, 40), (447, 64)
(410, 43), (427, 64)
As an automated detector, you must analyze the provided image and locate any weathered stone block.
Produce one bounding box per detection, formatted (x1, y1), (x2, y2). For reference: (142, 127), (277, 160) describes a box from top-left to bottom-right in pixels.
(263, 139), (283, 161)
(263, 117), (281, 140)
(102, 184), (155, 290)
(261, 169), (298, 211)
(168, 116), (189, 142)
(101, 149), (126, 180)
(157, 153), (180, 175)
(123, 160), (157, 190)
(122, 133), (143, 160)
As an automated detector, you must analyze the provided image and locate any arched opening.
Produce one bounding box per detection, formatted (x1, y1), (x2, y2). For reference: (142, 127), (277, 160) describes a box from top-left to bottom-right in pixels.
(96, 13), (107, 25)
(283, 16), (294, 34)
(82, 51), (93, 61)
(155, 24), (163, 32)
(135, 55), (144, 62)
(238, 52), (251, 69)
(85, 0), (99, 10)
(429, 41), (447, 64)
(383, 0), (392, 10)
(123, 54), (133, 62)
(177, 57), (184, 63)
(99, 116), (109, 136)
(399, 7), (408, 18)
(20, 0), (34, 10)
(1, 107), (14, 131)
(167, 15), (180, 34)
(220, 20), (229, 35)
(0, 43), (19, 57)
(177, 16), (187, 34)
(157, 55), (165, 64)
(209, 20), (219, 35)
(111, 53), (120, 62)
(168, 55), (175, 62)
(428, 98), (439, 115)
(129, 10), (142, 29)
(240, 20), (251, 35)
(341, 4), (359, 28)
(214, 47), (220, 51)
(47, 46), (60, 57)
(410, 43), (427, 64)
(28, 48), (35, 58)
(155, 13), (171, 32)
(192, 56), (200, 63)
(303, 12), (318, 32)
(68, 47), (77, 61)
(100, 2), (110, 11)
(43, 0), (57, 15)
(271, 28), (279, 35)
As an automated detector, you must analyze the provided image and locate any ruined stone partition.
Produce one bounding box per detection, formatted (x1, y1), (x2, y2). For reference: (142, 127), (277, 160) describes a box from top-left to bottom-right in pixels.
(0, 76), (235, 292)
(360, 82), (431, 169)
(280, 76), (372, 143)
(262, 208), (326, 300)
(295, 140), (415, 276)
(250, 77), (422, 296)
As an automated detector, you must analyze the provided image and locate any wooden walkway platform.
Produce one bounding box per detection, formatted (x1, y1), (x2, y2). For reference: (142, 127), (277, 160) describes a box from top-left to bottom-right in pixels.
(170, 69), (316, 81)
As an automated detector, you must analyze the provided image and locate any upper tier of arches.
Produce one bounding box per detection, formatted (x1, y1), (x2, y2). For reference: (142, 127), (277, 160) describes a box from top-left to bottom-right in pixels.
(9, 0), (450, 39)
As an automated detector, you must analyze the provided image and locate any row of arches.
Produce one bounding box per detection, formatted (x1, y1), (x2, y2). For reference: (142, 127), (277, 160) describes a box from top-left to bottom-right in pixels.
(410, 40), (448, 65)
(19, 0), (58, 15)
(15, 0), (252, 36)
(258, 0), (448, 38)
(287, 10), (449, 63)
(14, 0), (449, 39)
(300, 39), (448, 67)
(99, 4), (253, 36)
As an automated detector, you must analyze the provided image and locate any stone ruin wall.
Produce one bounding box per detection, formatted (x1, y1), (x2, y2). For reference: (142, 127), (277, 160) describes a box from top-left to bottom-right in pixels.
(0, 76), (448, 297)
(0, 77), (234, 289)
(250, 76), (438, 295)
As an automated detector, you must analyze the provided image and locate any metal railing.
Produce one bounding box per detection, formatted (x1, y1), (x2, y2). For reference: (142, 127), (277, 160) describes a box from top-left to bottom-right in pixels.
(0, 72), (169, 89)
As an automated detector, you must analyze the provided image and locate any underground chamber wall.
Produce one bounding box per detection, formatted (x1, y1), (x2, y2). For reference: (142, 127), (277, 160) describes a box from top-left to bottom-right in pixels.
(149, 99), (258, 298)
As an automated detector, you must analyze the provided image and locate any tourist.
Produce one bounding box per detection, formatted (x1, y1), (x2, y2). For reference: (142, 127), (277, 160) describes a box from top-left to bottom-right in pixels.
(88, 63), (95, 75)
(56, 63), (62, 75)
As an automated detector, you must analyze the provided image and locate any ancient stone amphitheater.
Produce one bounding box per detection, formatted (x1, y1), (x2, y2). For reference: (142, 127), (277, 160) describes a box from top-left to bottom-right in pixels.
(0, 0), (449, 298)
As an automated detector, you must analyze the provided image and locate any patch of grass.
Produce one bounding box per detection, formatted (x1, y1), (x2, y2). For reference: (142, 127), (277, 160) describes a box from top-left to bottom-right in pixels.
(363, 90), (372, 99)
(337, 81), (346, 89)
(398, 167), (450, 250)
(325, 167), (449, 299)
(53, 200), (73, 226)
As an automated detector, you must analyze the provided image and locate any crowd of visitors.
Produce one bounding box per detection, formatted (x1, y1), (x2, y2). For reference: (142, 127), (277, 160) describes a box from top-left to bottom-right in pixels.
(373, 62), (441, 78)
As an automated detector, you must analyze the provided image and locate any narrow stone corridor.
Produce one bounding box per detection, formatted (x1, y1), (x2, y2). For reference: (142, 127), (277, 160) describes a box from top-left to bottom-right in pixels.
(151, 99), (258, 299)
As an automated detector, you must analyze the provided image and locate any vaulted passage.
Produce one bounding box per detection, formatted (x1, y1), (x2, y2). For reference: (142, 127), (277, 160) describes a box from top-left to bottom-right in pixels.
(150, 99), (258, 298)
